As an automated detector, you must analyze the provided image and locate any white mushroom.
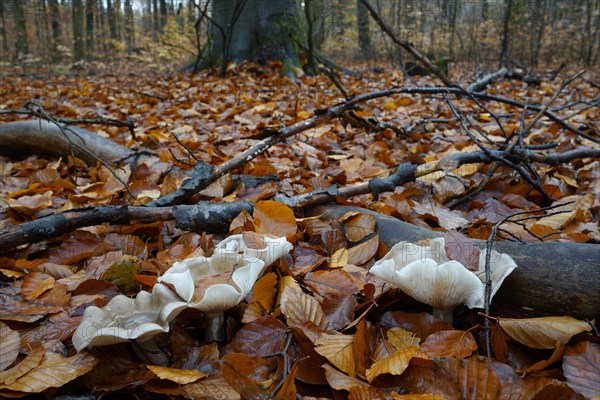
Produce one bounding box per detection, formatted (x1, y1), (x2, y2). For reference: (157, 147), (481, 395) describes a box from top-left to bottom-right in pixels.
(73, 234), (292, 351)
(369, 238), (517, 324)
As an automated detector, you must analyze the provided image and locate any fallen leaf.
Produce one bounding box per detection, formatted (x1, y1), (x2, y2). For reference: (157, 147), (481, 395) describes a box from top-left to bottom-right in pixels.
(347, 234), (379, 265)
(562, 341), (600, 399)
(499, 316), (591, 349)
(146, 365), (206, 384)
(253, 200), (297, 238)
(315, 332), (356, 377)
(280, 285), (328, 329)
(421, 330), (478, 359)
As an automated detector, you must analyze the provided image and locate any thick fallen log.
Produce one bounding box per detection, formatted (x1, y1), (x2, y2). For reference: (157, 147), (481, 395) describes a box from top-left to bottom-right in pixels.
(308, 204), (600, 321)
(0, 120), (138, 165)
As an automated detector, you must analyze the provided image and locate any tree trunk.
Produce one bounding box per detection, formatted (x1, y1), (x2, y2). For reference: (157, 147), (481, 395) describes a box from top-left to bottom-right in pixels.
(48, 0), (61, 61)
(159, 0), (167, 28)
(13, 0), (29, 58)
(86, 0), (95, 57)
(0, 1), (8, 61)
(72, 0), (85, 61)
(357, 0), (371, 61)
(124, 0), (135, 50)
(500, 0), (512, 62)
(207, 0), (304, 77)
(106, 0), (117, 39)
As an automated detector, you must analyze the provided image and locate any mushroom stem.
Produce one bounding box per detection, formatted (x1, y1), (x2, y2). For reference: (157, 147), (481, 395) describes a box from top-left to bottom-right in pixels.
(433, 307), (454, 325)
(205, 311), (225, 342)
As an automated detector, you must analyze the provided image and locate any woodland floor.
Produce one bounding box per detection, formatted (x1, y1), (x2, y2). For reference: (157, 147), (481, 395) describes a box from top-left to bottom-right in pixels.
(0, 60), (598, 399)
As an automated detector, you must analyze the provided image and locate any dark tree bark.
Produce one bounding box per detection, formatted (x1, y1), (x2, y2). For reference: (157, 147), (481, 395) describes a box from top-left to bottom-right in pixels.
(0, 1), (8, 60)
(357, 0), (371, 60)
(86, 0), (96, 56)
(106, 0), (117, 39)
(206, 0), (305, 77)
(48, 0), (61, 61)
(500, 0), (512, 62)
(72, 0), (85, 61)
(12, 0), (29, 58)
(159, 0), (167, 28)
(124, 0), (135, 50)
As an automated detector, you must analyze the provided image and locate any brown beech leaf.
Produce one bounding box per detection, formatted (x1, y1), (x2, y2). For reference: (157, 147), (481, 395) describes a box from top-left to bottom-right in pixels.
(339, 212), (376, 242)
(437, 356), (503, 400)
(291, 323), (328, 385)
(517, 341), (565, 375)
(7, 191), (53, 215)
(379, 311), (453, 340)
(391, 394), (446, 399)
(274, 361), (298, 400)
(322, 364), (369, 391)
(221, 353), (269, 399)
(224, 315), (287, 358)
(397, 359), (462, 400)
(562, 341), (600, 399)
(315, 333), (356, 377)
(347, 234), (379, 265)
(280, 285), (328, 329)
(348, 384), (388, 399)
(242, 231), (266, 250)
(388, 327), (421, 349)
(304, 269), (360, 298)
(0, 345), (45, 387)
(421, 330), (478, 359)
(0, 322), (20, 372)
(444, 230), (480, 271)
(181, 377), (241, 400)
(365, 344), (426, 382)
(253, 200), (297, 238)
(0, 293), (62, 323)
(241, 301), (267, 323)
(531, 384), (585, 400)
(250, 271), (277, 311)
(499, 316), (591, 349)
(354, 320), (377, 379)
(20, 272), (55, 301)
(329, 247), (349, 268)
(0, 351), (97, 393)
(146, 365), (206, 384)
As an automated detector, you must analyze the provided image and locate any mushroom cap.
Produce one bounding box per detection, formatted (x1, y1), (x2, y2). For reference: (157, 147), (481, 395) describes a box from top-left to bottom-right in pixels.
(369, 238), (517, 310)
(73, 234), (292, 351)
(371, 258), (484, 309)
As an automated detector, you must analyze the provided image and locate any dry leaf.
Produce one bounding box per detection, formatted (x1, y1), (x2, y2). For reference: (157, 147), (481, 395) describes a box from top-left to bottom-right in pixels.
(21, 272), (55, 301)
(0, 351), (97, 392)
(499, 316), (591, 349)
(421, 330), (478, 359)
(253, 200), (297, 238)
(0, 322), (20, 372)
(330, 247), (349, 268)
(315, 333), (356, 377)
(347, 234), (379, 265)
(365, 344), (426, 382)
(340, 212), (376, 242)
(562, 341), (600, 399)
(444, 230), (480, 272)
(146, 365), (206, 384)
(280, 285), (328, 329)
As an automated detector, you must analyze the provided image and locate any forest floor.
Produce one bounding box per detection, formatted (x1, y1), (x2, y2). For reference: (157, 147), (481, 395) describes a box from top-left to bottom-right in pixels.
(0, 60), (598, 399)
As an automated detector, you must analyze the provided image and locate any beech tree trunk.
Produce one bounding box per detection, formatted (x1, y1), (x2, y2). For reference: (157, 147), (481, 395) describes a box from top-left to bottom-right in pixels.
(72, 0), (85, 61)
(206, 0), (304, 77)
(12, 0), (29, 58)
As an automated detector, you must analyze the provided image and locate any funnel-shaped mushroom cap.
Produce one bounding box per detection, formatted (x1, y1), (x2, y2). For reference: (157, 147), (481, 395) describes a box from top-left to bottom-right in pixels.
(369, 238), (517, 309)
(373, 258), (484, 309)
(73, 234), (292, 351)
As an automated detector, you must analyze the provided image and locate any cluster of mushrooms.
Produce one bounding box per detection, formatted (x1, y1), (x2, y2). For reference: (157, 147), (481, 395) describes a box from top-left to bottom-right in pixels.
(73, 234), (516, 352)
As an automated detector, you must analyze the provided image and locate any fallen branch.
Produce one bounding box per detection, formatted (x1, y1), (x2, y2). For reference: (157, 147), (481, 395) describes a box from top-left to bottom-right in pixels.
(1, 147), (597, 254)
(308, 204), (600, 321)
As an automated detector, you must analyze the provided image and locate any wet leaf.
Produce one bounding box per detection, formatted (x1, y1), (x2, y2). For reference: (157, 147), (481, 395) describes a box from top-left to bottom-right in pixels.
(562, 341), (600, 399)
